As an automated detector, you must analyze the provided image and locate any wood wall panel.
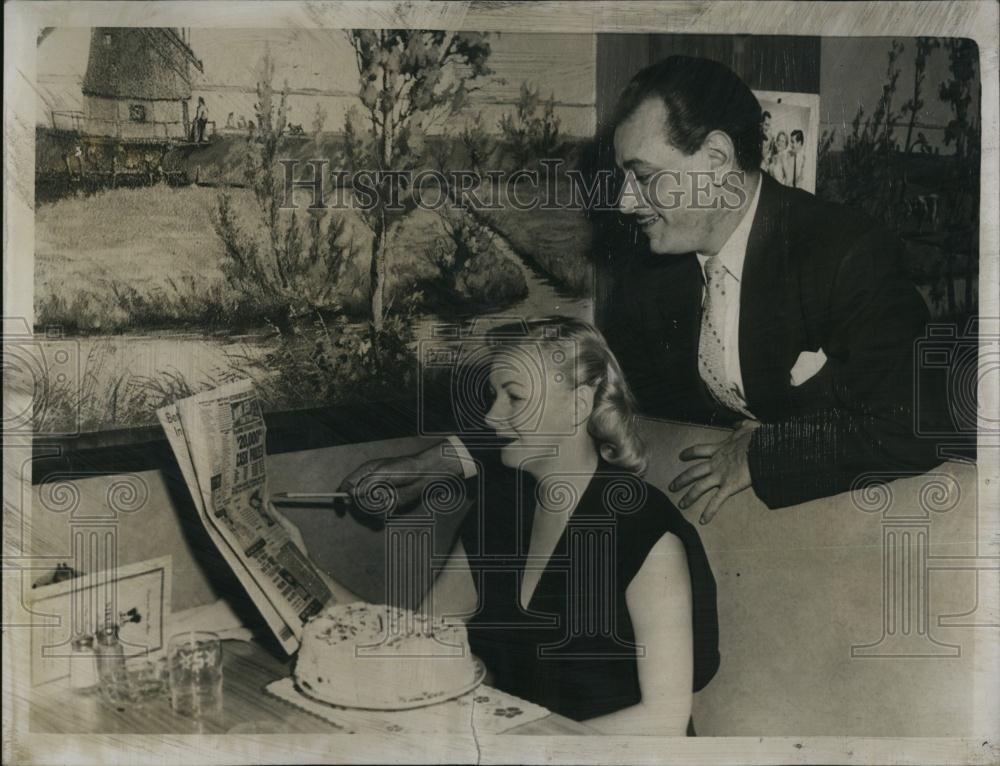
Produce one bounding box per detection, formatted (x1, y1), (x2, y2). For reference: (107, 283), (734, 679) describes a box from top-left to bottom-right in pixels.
(596, 33), (821, 135)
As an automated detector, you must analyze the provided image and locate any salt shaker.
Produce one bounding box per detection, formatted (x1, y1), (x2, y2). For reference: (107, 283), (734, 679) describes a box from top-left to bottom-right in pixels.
(69, 633), (99, 692)
(95, 624), (129, 704)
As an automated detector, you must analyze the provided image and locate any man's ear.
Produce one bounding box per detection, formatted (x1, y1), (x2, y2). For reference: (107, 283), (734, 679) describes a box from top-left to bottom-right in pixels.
(574, 384), (596, 427)
(701, 130), (737, 181)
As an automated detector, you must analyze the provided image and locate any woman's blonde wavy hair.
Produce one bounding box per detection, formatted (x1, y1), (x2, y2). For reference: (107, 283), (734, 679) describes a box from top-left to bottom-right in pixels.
(486, 316), (648, 475)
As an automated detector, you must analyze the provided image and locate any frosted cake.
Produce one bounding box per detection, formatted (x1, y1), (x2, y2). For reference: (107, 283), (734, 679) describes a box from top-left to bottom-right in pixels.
(294, 602), (479, 707)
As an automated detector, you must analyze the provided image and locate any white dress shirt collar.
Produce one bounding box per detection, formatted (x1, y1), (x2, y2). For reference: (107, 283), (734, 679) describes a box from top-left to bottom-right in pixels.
(696, 174), (763, 282)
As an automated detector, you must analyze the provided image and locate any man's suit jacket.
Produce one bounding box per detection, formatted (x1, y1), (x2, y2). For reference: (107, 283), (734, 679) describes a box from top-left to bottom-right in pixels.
(603, 173), (945, 508)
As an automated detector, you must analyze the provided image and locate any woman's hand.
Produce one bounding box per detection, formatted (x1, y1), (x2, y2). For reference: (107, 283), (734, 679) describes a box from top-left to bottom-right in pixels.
(340, 454), (428, 509)
(336, 440), (466, 528)
(335, 455), (426, 531)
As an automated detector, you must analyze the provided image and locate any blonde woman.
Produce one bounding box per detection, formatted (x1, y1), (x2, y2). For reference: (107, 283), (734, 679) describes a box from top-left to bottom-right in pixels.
(348, 317), (720, 735)
(767, 130), (794, 185)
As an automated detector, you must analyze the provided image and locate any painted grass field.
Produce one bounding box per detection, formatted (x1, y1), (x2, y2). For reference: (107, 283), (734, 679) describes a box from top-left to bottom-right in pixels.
(32, 174), (595, 433)
(31, 182), (535, 432)
(36, 185), (229, 331)
(34, 183), (529, 333)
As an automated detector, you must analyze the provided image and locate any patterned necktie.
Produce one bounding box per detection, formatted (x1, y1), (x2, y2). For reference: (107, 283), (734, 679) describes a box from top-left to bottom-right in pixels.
(698, 256), (745, 414)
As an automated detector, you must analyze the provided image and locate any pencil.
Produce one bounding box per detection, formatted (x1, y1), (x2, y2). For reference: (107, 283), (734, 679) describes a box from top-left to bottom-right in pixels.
(271, 492), (353, 504)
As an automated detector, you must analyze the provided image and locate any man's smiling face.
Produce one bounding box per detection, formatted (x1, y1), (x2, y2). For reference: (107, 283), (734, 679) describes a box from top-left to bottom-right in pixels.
(613, 98), (719, 255)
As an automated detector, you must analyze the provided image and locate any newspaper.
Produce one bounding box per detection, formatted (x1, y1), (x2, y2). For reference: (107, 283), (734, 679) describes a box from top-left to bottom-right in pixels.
(157, 380), (332, 654)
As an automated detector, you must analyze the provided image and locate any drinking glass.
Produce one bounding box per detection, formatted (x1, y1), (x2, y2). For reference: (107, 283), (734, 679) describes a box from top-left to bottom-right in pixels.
(168, 631), (223, 718)
(126, 656), (168, 703)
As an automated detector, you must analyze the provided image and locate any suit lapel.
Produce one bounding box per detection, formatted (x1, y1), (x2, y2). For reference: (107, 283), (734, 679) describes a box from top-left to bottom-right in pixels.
(739, 175), (793, 418)
(634, 251), (718, 422)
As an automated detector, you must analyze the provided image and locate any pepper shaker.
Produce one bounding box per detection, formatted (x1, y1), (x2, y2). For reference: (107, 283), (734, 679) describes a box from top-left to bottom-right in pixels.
(69, 633), (99, 692)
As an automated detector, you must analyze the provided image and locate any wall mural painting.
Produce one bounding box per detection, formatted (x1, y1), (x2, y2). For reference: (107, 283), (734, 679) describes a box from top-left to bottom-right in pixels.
(34, 28), (595, 435)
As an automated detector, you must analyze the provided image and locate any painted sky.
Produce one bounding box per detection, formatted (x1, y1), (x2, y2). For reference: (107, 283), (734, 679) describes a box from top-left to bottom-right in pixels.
(36, 29), (599, 137)
(37, 29), (979, 150)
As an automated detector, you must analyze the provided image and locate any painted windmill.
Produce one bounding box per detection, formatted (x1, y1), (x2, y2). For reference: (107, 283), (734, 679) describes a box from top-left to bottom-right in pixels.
(81, 28), (203, 142)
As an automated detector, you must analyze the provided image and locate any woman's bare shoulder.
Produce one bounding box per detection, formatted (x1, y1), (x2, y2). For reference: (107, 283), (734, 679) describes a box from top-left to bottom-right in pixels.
(628, 531), (691, 600)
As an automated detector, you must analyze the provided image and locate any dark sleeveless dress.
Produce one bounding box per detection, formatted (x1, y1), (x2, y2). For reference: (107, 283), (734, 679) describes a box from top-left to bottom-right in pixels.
(457, 456), (720, 721)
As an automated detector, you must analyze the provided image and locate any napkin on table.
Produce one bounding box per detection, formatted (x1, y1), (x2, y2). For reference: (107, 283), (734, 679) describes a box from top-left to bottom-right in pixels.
(167, 598), (255, 642)
(265, 677), (550, 735)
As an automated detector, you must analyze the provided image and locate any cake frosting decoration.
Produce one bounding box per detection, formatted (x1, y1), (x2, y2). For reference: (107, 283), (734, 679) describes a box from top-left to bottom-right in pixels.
(295, 602), (480, 707)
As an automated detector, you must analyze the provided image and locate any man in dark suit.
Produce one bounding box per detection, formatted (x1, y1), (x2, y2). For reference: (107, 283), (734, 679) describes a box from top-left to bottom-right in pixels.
(339, 56), (943, 523)
(604, 55), (942, 519)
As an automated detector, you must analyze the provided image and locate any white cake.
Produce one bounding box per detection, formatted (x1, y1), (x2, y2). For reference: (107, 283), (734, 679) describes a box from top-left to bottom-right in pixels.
(294, 602), (480, 707)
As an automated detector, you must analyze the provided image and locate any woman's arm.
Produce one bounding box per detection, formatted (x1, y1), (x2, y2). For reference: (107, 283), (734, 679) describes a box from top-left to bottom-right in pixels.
(585, 532), (694, 736)
(785, 154), (797, 185)
(774, 156), (789, 184)
(420, 539), (478, 623)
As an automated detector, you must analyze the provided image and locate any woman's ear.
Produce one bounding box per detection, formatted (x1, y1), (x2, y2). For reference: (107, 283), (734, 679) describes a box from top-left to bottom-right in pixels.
(574, 384), (596, 427)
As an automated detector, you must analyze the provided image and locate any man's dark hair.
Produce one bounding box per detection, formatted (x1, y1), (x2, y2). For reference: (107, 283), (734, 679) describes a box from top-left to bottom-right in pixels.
(613, 56), (764, 171)
(791, 129), (805, 144)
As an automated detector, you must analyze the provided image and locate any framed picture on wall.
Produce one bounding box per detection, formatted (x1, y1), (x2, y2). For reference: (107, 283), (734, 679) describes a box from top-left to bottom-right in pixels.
(754, 89), (821, 194)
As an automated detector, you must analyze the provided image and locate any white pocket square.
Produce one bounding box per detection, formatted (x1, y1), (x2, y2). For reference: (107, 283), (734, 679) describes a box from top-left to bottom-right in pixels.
(790, 348), (827, 387)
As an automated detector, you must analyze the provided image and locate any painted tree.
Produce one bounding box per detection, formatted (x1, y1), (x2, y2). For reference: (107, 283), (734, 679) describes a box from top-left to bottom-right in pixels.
(341, 29), (492, 330)
(245, 50), (290, 287)
(901, 37), (940, 156)
(893, 37), (941, 212)
(214, 50), (351, 327)
(312, 103), (328, 144)
(497, 82), (562, 169)
(460, 113), (493, 173)
(938, 38), (981, 316)
(939, 39), (979, 163)
(838, 40), (904, 224)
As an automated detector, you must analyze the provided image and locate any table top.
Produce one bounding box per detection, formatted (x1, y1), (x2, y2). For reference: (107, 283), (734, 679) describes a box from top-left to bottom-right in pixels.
(29, 639), (594, 736)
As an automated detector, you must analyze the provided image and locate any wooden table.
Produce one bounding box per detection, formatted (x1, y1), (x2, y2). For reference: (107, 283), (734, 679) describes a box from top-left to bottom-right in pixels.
(29, 640), (594, 736)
